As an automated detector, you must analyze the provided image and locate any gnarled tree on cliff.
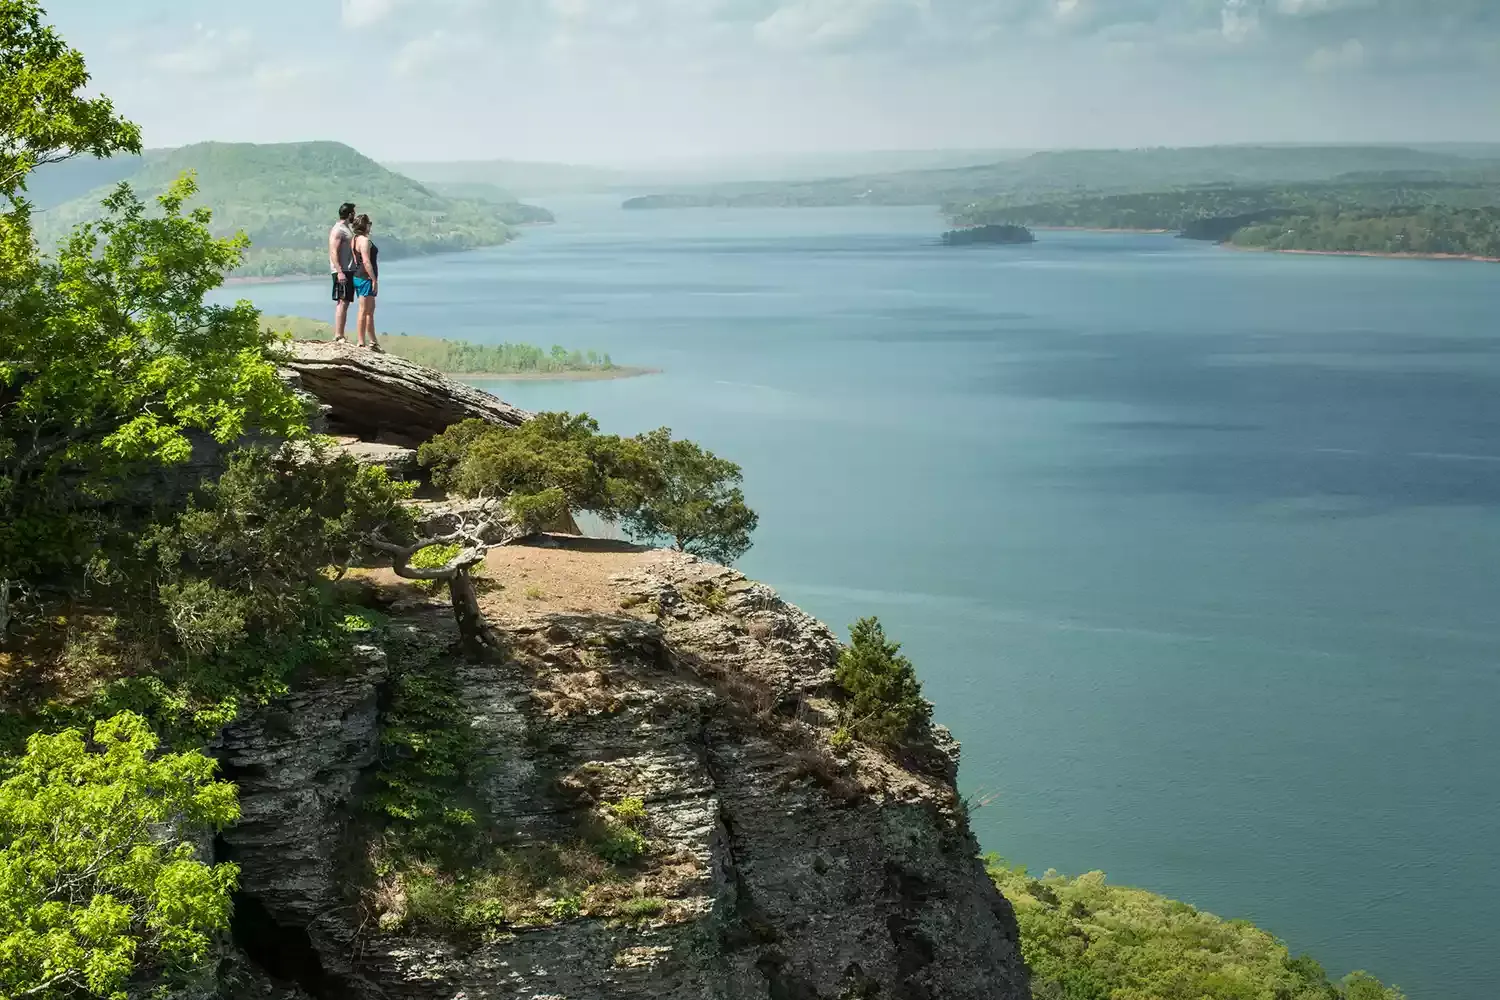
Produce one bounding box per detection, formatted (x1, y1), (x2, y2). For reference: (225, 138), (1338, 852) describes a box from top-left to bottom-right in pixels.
(395, 413), (759, 654)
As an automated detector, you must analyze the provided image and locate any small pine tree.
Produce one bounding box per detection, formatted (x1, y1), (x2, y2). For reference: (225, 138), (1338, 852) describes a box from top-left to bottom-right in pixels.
(834, 617), (932, 748)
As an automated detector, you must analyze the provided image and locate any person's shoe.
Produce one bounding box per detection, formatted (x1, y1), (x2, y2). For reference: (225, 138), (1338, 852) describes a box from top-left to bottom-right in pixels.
(369, 341), (385, 353)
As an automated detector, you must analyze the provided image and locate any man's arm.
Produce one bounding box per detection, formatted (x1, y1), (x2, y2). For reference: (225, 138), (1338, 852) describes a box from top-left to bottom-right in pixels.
(328, 227), (344, 278)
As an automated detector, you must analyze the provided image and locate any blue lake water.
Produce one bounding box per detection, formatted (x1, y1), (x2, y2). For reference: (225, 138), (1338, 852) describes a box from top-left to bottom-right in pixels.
(217, 201), (1500, 999)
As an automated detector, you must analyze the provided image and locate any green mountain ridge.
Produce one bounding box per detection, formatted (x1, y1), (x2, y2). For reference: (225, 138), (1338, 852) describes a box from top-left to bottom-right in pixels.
(32, 141), (554, 277)
(620, 144), (1497, 210)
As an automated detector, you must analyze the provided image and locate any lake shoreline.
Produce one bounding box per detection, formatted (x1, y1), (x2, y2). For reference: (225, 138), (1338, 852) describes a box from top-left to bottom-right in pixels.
(1224, 244), (1500, 264)
(1033, 225), (1175, 234)
(457, 366), (658, 382)
(227, 274), (317, 286)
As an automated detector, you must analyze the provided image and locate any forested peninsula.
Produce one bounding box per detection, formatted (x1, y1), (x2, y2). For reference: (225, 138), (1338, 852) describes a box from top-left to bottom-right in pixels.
(950, 180), (1500, 261)
(32, 141), (554, 278)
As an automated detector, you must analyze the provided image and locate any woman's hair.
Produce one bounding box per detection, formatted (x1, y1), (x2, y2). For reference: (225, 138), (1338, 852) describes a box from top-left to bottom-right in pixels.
(352, 214), (372, 236)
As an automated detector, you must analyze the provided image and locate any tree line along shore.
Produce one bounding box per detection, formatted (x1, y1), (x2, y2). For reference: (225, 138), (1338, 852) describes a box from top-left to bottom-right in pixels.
(262, 315), (655, 380)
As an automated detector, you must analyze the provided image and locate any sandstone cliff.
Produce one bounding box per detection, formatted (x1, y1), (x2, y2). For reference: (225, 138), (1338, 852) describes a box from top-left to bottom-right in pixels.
(211, 546), (1029, 1000)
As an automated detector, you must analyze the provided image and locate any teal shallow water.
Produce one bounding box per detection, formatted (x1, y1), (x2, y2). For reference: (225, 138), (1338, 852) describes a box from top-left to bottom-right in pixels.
(219, 202), (1500, 998)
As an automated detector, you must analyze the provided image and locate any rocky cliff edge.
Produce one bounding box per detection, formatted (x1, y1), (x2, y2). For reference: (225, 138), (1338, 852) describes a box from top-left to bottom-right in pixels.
(212, 543), (1029, 1000)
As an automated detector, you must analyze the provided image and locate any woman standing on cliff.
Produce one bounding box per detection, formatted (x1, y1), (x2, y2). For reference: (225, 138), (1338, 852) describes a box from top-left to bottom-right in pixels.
(351, 214), (383, 352)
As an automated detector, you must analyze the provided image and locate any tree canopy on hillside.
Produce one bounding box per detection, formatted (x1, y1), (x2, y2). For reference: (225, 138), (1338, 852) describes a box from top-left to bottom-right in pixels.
(32, 141), (551, 277)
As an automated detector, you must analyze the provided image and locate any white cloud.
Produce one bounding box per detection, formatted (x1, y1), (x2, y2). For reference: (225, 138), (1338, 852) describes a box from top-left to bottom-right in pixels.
(1220, 0), (1259, 43)
(1306, 37), (1365, 71)
(342, 0), (403, 29)
(150, 25), (254, 76)
(1276, 0), (1377, 16)
(753, 0), (914, 51)
(252, 63), (313, 93)
(392, 29), (484, 78)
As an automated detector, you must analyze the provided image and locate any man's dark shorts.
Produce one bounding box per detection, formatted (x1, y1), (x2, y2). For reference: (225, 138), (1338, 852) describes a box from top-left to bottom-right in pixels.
(331, 273), (355, 303)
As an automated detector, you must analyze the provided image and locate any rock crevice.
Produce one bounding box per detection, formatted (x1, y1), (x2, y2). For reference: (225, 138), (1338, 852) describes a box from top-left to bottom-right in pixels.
(213, 552), (1029, 999)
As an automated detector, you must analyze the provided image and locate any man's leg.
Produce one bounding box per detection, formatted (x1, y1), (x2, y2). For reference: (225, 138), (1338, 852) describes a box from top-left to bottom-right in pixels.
(334, 298), (349, 341)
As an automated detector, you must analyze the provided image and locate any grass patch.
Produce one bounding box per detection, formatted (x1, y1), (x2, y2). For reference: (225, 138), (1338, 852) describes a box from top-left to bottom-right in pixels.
(374, 843), (617, 937)
(684, 580), (727, 613)
(618, 896), (667, 921)
(587, 796), (650, 865)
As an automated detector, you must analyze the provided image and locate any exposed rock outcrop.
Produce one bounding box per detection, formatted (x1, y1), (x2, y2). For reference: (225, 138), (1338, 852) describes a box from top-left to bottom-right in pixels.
(215, 550), (1029, 1000)
(281, 341), (531, 447)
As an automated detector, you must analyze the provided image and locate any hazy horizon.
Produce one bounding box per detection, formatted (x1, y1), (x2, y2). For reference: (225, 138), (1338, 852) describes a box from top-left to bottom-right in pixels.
(44, 0), (1500, 163)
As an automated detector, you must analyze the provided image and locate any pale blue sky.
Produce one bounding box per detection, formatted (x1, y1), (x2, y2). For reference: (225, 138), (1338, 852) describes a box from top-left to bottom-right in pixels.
(44, 0), (1500, 163)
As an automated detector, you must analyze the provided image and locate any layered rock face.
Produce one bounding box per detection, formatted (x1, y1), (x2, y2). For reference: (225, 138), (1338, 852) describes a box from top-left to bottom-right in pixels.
(280, 342), (531, 447)
(216, 550), (1029, 1000)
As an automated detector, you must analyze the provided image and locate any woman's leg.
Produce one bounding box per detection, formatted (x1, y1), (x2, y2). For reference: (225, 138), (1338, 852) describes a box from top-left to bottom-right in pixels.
(355, 295), (369, 346)
(365, 295), (380, 350)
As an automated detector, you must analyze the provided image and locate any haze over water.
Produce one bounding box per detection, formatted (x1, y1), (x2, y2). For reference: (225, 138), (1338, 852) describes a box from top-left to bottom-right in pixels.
(222, 200), (1500, 999)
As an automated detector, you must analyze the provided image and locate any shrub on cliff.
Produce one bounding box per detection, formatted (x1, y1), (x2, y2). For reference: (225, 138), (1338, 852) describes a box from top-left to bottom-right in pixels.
(620, 427), (758, 565)
(834, 617), (932, 747)
(0, 712), (240, 1000)
(988, 858), (1408, 1000)
(418, 416), (758, 565)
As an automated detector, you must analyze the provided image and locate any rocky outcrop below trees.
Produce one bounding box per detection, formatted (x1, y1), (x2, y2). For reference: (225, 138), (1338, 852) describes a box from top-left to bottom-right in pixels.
(280, 341), (531, 448)
(211, 549), (1030, 1000)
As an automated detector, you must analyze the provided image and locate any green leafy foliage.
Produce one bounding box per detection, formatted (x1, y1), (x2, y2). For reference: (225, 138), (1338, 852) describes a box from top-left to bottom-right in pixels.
(833, 617), (931, 748)
(588, 798), (649, 865)
(419, 414), (645, 527)
(1230, 206), (1500, 258)
(621, 428), (758, 565)
(1, 174), (306, 604)
(987, 858), (1406, 1000)
(368, 648), (480, 854)
(1, 444), (414, 750)
(419, 416), (758, 564)
(0, 712), (239, 1000)
(408, 543), (462, 594)
(0, 0), (140, 215)
(260, 314), (628, 376)
(33, 141), (546, 277)
(950, 181), (1500, 259)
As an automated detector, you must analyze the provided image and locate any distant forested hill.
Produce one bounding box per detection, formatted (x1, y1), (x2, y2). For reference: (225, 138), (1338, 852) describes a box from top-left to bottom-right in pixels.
(949, 179), (1500, 232)
(949, 180), (1500, 259)
(32, 142), (553, 276)
(1229, 207), (1500, 259)
(620, 145), (1494, 210)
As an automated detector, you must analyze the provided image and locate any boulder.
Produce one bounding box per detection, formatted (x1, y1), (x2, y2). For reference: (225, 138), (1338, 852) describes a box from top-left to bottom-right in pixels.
(280, 341), (531, 447)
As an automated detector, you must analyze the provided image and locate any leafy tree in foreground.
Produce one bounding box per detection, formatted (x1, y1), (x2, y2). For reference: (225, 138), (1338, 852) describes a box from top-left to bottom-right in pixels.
(0, 712), (240, 1000)
(621, 427), (758, 565)
(0, 176), (306, 643)
(834, 617), (932, 748)
(0, 0), (140, 214)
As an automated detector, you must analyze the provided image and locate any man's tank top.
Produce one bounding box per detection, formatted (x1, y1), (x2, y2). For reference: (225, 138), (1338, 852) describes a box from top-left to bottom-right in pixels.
(331, 221), (355, 273)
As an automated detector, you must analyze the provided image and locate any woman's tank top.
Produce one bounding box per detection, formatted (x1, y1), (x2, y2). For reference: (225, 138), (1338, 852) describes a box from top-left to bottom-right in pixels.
(353, 238), (379, 279)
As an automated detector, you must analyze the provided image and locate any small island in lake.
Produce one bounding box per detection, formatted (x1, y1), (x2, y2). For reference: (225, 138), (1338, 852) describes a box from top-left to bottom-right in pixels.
(941, 223), (1037, 246)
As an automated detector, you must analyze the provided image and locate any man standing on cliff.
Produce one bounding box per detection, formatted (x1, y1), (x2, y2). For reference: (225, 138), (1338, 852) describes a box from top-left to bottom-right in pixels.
(329, 202), (357, 343)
